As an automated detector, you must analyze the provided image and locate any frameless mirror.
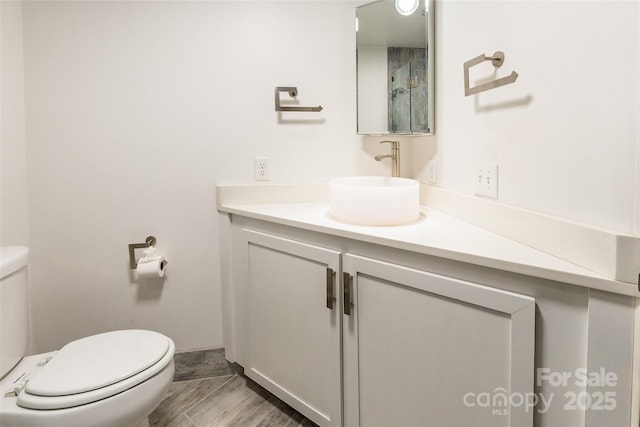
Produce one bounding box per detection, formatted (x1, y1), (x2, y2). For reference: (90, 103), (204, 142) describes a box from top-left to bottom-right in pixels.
(356, 0), (434, 135)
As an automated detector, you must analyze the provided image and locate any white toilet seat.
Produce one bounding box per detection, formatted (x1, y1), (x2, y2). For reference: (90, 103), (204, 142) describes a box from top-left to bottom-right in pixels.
(17, 330), (174, 410)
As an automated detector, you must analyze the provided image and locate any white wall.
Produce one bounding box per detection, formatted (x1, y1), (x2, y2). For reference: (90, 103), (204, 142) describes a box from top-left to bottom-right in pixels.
(21, 0), (368, 353)
(16, 0), (640, 353)
(1, 0), (29, 247)
(357, 45), (388, 133)
(413, 0), (640, 234)
(636, 0), (640, 235)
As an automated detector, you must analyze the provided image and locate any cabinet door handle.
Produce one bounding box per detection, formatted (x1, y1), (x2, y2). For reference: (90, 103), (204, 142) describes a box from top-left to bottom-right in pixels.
(326, 268), (336, 310)
(343, 272), (353, 315)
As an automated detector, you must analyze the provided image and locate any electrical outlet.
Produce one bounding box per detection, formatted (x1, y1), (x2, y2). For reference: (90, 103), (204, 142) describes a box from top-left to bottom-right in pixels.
(427, 159), (438, 184)
(254, 157), (270, 181)
(474, 163), (498, 198)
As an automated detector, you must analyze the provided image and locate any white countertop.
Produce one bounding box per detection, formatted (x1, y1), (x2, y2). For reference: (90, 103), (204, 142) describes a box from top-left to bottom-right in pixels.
(218, 195), (639, 297)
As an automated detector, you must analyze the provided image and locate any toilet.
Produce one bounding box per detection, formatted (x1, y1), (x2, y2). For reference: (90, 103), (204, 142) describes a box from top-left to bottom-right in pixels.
(0, 246), (175, 427)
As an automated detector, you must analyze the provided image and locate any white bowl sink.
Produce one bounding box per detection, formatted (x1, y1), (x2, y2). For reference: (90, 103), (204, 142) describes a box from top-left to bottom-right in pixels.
(329, 176), (420, 226)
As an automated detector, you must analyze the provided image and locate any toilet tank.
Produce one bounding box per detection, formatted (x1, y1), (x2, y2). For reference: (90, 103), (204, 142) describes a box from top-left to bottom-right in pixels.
(1, 246), (29, 379)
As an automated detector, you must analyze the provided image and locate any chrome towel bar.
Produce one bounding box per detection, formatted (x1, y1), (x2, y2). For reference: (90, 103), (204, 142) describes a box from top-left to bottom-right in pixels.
(275, 86), (323, 112)
(464, 51), (519, 96)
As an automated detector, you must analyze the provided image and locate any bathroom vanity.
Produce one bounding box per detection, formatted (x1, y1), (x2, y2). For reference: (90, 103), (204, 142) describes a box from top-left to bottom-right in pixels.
(217, 183), (639, 427)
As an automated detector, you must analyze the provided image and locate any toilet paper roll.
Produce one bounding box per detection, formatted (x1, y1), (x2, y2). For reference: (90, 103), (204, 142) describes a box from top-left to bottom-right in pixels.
(136, 255), (168, 279)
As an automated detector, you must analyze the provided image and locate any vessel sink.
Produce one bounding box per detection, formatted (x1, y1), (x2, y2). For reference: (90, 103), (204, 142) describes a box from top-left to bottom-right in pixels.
(329, 176), (420, 226)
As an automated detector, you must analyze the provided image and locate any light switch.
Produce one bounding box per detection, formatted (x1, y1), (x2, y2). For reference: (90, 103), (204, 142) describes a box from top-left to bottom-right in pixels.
(474, 163), (498, 198)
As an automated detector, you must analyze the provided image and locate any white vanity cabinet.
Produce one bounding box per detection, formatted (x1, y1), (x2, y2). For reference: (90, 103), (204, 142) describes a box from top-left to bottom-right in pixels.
(342, 254), (535, 427)
(230, 222), (538, 426)
(224, 213), (638, 427)
(232, 228), (343, 427)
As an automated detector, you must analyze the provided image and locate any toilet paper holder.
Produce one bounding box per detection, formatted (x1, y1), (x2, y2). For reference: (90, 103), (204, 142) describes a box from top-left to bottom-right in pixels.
(128, 236), (157, 269)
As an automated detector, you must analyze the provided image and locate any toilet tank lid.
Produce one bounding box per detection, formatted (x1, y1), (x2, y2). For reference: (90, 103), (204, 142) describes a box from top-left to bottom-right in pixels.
(0, 246), (29, 279)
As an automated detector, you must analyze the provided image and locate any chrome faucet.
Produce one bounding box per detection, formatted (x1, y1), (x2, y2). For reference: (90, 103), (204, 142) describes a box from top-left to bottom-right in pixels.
(374, 140), (400, 177)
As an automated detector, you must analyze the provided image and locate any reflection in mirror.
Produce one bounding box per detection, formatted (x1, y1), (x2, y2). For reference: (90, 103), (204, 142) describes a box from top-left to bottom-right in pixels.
(356, 0), (434, 135)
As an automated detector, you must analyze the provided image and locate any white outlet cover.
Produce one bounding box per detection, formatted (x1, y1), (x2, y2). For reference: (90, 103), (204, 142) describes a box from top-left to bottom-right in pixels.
(254, 157), (270, 181)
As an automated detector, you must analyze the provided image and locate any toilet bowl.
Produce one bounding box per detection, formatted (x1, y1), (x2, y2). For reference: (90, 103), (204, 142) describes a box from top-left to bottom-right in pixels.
(0, 247), (175, 427)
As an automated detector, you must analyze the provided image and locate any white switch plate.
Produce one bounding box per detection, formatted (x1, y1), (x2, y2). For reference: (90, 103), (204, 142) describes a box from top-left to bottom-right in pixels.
(427, 159), (438, 184)
(254, 157), (270, 181)
(474, 163), (498, 198)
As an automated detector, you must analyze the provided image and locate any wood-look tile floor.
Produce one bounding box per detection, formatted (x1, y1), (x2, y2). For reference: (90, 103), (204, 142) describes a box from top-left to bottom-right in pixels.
(150, 349), (317, 427)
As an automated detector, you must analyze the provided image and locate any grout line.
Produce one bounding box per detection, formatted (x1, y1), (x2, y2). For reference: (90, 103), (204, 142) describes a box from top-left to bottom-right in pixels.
(183, 413), (197, 427)
(179, 374), (238, 416)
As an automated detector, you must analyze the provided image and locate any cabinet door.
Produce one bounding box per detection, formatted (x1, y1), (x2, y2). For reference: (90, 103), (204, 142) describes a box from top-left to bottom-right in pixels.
(240, 229), (342, 427)
(343, 254), (535, 427)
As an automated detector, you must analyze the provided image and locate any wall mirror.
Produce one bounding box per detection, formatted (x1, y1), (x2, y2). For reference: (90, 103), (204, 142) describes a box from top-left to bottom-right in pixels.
(356, 0), (434, 135)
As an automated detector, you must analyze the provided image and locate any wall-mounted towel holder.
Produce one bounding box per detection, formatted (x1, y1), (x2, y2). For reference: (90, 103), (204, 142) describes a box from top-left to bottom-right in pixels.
(128, 235), (156, 269)
(275, 86), (323, 112)
(464, 51), (518, 96)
